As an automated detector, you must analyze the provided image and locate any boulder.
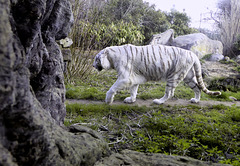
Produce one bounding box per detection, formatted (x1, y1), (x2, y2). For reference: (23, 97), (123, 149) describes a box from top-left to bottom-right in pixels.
(149, 29), (174, 45)
(224, 56), (230, 62)
(208, 53), (225, 61)
(171, 33), (223, 59)
(59, 37), (73, 48)
(235, 55), (240, 63)
(95, 150), (230, 166)
(61, 48), (72, 73)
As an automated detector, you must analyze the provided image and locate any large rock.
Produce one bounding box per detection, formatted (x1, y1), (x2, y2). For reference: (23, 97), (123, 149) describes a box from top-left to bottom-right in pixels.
(95, 150), (230, 166)
(171, 33), (223, 59)
(149, 29), (174, 45)
(11, 0), (74, 125)
(0, 0), (109, 165)
(208, 53), (225, 61)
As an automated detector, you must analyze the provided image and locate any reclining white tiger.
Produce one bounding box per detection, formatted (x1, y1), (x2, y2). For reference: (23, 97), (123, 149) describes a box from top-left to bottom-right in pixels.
(93, 44), (221, 104)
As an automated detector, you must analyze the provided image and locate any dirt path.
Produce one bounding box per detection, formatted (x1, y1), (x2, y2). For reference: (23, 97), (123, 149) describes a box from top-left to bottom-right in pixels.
(202, 61), (238, 78)
(66, 98), (240, 107)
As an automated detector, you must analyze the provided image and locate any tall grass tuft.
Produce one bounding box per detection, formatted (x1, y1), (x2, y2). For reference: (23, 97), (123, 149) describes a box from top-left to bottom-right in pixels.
(65, 0), (109, 83)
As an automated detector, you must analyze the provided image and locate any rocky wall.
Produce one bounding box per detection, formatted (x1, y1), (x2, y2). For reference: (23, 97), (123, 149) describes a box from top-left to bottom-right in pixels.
(0, 0), (109, 165)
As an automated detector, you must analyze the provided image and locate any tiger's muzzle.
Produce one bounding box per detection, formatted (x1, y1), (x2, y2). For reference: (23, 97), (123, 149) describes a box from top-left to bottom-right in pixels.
(94, 65), (103, 71)
(93, 55), (103, 71)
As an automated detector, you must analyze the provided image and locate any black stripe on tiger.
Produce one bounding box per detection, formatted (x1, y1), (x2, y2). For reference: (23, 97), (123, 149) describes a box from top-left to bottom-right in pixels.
(152, 45), (157, 61)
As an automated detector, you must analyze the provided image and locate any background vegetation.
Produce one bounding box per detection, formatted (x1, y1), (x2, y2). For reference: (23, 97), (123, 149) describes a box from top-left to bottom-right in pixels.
(66, 0), (240, 83)
(64, 0), (240, 165)
(211, 0), (240, 57)
(65, 0), (196, 83)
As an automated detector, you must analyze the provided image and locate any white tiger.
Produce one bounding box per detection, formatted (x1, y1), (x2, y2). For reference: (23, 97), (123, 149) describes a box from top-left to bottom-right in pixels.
(93, 44), (221, 104)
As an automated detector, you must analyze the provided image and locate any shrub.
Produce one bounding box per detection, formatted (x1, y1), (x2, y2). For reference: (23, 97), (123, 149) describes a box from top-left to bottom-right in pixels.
(65, 20), (144, 83)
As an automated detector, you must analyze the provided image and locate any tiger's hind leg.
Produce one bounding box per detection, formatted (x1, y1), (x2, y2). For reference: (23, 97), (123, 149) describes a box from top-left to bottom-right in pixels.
(184, 69), (201, 103)
(124, 84), (139, 104)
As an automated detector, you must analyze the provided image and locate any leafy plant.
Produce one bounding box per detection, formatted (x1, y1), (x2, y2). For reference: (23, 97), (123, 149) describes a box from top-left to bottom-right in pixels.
(165, 9), (197, 37)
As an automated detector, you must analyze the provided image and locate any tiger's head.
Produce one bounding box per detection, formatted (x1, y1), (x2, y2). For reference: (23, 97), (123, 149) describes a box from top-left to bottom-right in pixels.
(93, 49), (111, 71)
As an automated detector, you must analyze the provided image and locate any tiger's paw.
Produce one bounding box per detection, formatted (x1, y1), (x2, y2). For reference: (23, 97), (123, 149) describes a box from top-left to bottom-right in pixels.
(190, 98), (199, 103)
(105, 98), (113, 104)
(105, 94), (114, 104)
(124, 97), (136, 104)
(153, 99), (165, 105)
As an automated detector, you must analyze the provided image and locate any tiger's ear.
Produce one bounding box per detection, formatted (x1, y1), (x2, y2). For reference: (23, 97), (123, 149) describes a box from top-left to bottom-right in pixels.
(100, 48), (111, 70)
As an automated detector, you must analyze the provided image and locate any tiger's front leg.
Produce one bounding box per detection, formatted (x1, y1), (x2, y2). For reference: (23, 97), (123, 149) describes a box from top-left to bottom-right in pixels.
(105, 78), (129, 104)
(124, 84), (139, 104)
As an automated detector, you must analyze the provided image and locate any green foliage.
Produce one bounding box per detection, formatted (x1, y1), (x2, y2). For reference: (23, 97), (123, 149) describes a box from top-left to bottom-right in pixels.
(72, 20), (145, 49)
(165, 9), (197, 37)
(71, 0), (196, 47)
(103, 0), (171, 43)
(108, 21), (145, 46)
(234, 66), (240, 72)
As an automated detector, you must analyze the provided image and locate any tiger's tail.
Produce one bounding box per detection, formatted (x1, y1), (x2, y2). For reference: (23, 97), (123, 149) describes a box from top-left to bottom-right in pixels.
(194, 59), (221, 96)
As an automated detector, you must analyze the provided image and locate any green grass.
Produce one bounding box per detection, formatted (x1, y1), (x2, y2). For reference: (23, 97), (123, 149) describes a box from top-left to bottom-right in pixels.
(66, 85), (106, 100)
(64, 103), (240, 165)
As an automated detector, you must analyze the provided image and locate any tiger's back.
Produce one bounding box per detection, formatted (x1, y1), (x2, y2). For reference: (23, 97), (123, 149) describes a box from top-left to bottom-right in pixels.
(109, 44), (197, 82)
